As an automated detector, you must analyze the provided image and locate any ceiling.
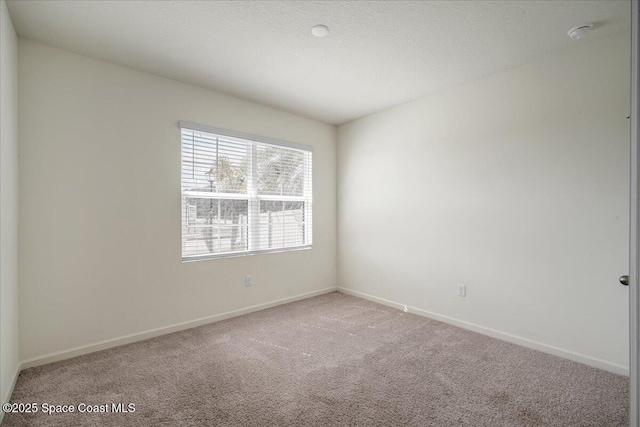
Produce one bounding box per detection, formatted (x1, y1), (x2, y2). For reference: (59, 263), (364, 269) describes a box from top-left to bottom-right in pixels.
(6, 1), (630, 125)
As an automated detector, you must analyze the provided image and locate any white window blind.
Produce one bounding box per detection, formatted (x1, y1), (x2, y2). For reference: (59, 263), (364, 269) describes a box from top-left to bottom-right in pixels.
(180, 122), (313, 261)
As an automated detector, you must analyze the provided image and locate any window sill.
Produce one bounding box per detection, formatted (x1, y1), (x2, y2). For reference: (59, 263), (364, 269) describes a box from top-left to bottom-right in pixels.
(181, 245), (312, 262)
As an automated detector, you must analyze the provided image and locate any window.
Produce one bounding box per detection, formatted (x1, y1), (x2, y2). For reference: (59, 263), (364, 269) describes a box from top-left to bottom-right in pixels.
(180, 122), (313, 261)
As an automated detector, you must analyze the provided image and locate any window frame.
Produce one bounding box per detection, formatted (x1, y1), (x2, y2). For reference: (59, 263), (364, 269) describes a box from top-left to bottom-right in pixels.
(180, 121), (313, 262)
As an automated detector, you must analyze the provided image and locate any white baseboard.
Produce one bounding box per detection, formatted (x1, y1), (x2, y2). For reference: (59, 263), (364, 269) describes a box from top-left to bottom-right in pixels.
(0, 361), (22, 425)
(337, 287), (629, 376)
(21, 287), (337, 370)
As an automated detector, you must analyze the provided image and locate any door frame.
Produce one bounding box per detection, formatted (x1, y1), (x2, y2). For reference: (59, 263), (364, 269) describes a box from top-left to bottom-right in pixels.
(630, 1), (639, 426)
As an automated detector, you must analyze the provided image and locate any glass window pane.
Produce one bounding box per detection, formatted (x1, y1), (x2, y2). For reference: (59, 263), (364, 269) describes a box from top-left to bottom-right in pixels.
(181, 130), (248, 194)
(182, 198), (248, 257)
(257, 145), (304, 197)
(258, 200), (305, 250)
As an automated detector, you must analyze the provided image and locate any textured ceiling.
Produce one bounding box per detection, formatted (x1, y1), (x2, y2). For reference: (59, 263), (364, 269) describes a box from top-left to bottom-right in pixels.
(6, 1), (630, 125)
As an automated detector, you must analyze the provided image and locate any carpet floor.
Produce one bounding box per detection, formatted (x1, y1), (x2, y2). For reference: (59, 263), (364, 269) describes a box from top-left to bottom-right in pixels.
(2, 292), (628, 426)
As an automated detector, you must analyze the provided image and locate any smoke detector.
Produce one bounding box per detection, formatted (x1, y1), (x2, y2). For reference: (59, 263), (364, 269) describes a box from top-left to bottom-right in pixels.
(567, 24), (592, 40)
(311, 25), (329, 38)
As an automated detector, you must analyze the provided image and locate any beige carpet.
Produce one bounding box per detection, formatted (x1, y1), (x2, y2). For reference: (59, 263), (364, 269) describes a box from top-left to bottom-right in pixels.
(2, 292), (628, 426)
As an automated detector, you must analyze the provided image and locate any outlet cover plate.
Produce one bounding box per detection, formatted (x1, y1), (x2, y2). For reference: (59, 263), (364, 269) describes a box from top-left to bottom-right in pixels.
(457, 284), (466, 297)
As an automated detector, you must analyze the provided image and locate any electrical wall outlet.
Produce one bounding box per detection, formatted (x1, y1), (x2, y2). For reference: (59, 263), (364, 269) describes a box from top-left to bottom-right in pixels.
(457, 284), (466, 297)
(245, 276), (252, 287)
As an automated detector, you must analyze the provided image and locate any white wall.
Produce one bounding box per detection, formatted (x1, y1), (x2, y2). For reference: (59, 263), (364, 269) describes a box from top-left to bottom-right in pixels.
(0, 0), (19, 407)
(338, 31), (630, 373)
(18, 39), (336, 362)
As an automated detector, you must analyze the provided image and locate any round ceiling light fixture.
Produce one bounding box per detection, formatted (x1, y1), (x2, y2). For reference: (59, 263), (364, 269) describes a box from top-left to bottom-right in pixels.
(311, 24), (329, 37)
(567, 24), (592, 40)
